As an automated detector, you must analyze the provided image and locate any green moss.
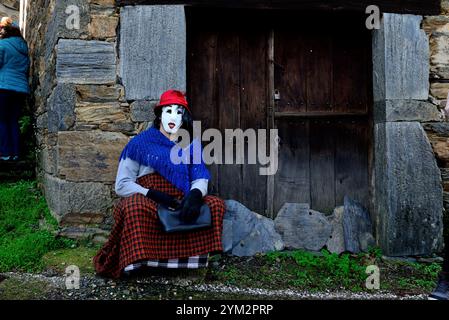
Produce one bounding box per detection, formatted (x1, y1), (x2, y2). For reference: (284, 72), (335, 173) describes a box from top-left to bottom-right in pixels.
(41, 247), (99, 275)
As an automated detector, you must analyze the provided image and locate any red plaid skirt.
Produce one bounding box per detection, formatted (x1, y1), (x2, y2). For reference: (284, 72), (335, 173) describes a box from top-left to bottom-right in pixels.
(93, 172), (225, 279)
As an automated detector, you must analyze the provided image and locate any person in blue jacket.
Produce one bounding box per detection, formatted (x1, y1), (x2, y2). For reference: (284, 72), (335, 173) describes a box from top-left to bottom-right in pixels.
(0, 17), (30, 161)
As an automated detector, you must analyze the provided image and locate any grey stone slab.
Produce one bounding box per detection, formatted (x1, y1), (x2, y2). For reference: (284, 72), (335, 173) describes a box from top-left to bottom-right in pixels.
(47, 83), (76, 132)
(130, 100), (157, 122)
(119, 5), (186, 100)
(221, 218), (233, 253)
(274, 203), (332, 251)
(56, 39), (116, 84)
(342, 196), (375, 253)
(374, 100), (442, 123)
(43, 174), (112, 222)
(423, 122), (449, 137)
(374, 122), (444, 256)
(326, 206), (345, 254)
(373, 13), (429, 101)
(223, 200), (284, 257)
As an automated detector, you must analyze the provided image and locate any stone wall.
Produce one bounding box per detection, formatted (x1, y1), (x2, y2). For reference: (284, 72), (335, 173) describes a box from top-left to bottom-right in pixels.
(0, 0), (19, 21)
(24, 1), (449, 253)
(26, 0), (137, 242)
(423, 0), (449, 241)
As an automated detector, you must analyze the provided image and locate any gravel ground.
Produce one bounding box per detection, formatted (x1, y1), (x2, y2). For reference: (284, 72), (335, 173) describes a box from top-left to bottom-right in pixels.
(0, 272), (429, 300)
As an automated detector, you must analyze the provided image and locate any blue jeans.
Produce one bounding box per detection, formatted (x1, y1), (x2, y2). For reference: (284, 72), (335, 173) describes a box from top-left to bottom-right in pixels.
(0, 89), (26, 157)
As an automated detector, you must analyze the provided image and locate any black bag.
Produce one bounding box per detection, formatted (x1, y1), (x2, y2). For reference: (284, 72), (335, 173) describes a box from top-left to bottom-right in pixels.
(157, 203), (212, 233)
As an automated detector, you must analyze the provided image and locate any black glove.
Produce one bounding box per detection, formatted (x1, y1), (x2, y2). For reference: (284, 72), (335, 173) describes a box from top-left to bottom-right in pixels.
(179, 188), (203, 223)
(146, 189), (181, 210)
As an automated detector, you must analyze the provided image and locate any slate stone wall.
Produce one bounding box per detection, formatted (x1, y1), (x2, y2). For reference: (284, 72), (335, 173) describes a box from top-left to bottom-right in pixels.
(26, 0), (132, 242)
(23, 1), (449, 253)
(422, 1), (449, 247)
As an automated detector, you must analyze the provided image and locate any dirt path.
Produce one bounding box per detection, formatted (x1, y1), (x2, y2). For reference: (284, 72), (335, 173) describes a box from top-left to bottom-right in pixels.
(0, 272), (428, 300)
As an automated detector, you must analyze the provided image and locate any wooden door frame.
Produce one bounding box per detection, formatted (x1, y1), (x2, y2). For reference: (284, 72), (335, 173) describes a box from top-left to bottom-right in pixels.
(116, 0), (441, 16)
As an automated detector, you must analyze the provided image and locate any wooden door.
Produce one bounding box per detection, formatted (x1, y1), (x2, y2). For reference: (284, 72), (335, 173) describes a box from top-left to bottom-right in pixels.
(187, 8), (270, 214)
(272, 11), (372, 215)
(187, 8), (373, 216)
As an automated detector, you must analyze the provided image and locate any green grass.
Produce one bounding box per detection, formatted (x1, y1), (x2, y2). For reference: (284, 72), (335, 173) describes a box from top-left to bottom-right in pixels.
(41, 247), (99, 275)
(209, 248), (442, 294)
(266, 249), (368, 291)
(209, 249), (374, 292)
(0, 180), (75, 272)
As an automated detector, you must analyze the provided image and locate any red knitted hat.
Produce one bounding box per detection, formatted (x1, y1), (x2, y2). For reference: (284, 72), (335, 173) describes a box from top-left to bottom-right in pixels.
(155, 89), (190, 114)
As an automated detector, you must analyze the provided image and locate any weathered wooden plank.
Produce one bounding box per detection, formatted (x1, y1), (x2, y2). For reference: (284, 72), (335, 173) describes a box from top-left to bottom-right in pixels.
(273, 120), (310, 215)
(334, 120), (370, 208)
(274, 28), (307, 113)
(274, 111), (368, 118)
(240, 29), (268, 214)
(186, 9), (220, 194)
(332, 15), (370, 113)
(116, 0), (441, 15)
(306, 32), (332, 113)
(216, 31), (242, 202)
(309, 120), (336, 214)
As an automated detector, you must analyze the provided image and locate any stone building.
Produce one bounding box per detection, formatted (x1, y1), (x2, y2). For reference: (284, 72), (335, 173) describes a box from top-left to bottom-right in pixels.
(20, 0), (449, 255)
(0, 1), (19, 21)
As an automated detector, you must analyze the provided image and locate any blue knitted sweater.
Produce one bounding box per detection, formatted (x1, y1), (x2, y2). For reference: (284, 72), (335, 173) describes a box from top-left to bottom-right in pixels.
(119, 127), (210, 194)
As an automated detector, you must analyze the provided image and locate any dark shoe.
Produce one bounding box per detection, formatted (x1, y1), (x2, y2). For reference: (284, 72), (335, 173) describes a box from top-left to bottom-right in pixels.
(429, 272), (449, 300)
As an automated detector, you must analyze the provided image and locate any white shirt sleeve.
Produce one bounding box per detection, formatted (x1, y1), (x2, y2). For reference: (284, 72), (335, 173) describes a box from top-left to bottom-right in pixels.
(191, 178), (208, 197)
(115, 157), (150, 197)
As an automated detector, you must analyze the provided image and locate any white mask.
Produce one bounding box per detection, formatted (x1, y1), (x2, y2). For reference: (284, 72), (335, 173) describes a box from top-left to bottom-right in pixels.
(161, 104), (184, 134)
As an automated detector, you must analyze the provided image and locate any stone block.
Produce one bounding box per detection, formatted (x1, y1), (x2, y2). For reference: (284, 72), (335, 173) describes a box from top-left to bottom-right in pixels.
(274, 203), (332, 251)
(373, 14), (429, 101)
(430, 33), (449, 79)
(374, 100), (443, 123)
(130, 100), (157, 122)
(75, 102), (127, 124)
(57, 131), (129, 182)
(223, 200), (284, 256)
(342, 196), (375, 253)
(56, 39), (116, 84)
(88, 14), (119, 39)
(76, 84), (124, 102)
(326, 206), (345, 254)
(374, 122), (444, 255)
(47, 83), (76, 133)
(43, 174), (112, 222)
(430, 82), (449, 100)
(119, 5), (186, 100)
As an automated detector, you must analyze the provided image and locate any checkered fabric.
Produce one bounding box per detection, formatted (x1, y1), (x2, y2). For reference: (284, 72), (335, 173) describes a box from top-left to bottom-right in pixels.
(93, 172), (225, 279)
(123, 254), (209, 273)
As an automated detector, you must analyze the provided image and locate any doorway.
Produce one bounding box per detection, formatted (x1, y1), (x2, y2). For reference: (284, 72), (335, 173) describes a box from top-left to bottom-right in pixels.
(187, 8), (373, 216)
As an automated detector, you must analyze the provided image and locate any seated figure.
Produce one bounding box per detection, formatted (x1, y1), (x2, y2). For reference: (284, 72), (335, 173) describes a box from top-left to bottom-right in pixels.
(94, 89), (225, 279)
